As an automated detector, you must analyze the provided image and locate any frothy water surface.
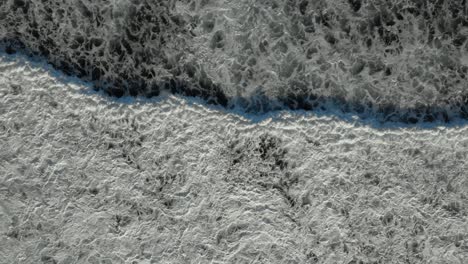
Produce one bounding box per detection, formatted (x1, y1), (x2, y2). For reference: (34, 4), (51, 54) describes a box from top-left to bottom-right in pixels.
(1, 0), (468, 122)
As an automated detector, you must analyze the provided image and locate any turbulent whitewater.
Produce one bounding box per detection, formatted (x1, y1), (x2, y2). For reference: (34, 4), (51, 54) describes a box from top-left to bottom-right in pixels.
(2, 0), (468, 122)
(1, 50), (468, 264)
(1, 1), (468, 263)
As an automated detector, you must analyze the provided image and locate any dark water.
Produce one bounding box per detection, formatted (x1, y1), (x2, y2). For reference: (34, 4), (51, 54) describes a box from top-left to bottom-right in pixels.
(1, 0), (468, 123)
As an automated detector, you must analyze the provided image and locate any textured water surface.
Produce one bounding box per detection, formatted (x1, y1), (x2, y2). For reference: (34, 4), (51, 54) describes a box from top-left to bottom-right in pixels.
(1, 1), (468, 263)
(2, 0), (468, 122)
(1, 52), (468, 264)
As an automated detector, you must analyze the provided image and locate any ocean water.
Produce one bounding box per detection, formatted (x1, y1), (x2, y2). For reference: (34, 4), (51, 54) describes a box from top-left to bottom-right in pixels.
(1, 0), (468, 122)
(1, 1), (468, 264)
(1, 46), (468, 264)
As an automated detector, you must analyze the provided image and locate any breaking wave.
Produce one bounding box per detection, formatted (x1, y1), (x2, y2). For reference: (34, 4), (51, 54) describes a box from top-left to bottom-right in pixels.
(1, 0), (468, 123)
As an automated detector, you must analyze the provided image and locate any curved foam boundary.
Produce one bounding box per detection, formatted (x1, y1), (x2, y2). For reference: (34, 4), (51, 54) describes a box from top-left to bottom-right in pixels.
(2, 0), (468, 123)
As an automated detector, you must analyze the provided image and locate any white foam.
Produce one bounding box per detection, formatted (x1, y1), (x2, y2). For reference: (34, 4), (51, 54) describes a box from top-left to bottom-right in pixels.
(1, 50), (468, 263)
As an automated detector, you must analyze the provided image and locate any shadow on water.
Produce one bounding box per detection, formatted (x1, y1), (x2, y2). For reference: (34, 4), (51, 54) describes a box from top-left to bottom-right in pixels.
(2, 46), (468, 130)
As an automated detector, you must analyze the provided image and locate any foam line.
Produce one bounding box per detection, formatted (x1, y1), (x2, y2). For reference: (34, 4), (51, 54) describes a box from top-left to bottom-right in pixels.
(2, 0), (468, 123)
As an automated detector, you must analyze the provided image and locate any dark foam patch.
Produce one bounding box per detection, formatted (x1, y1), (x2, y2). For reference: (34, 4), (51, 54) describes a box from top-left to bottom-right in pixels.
(1, 0), (468, 123)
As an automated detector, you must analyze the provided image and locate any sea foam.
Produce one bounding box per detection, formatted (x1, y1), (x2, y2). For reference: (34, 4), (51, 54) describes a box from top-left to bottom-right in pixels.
(1, 0), (468, 122)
